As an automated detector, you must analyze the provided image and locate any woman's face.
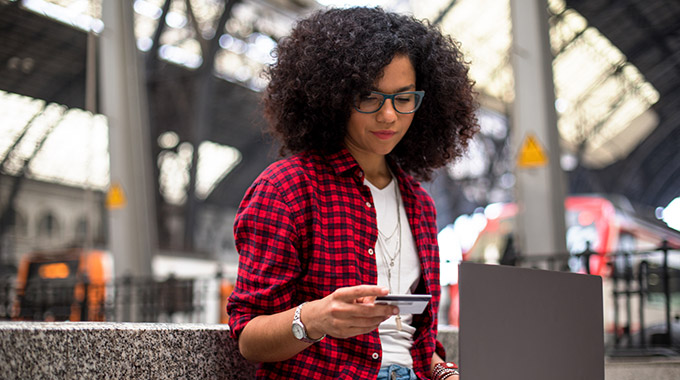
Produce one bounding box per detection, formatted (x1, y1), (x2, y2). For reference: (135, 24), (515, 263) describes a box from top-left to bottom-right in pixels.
(344, 54), (416, 162)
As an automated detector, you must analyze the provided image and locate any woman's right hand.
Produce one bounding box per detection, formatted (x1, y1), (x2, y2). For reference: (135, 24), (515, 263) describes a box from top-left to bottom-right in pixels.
(303, 285), (399, 340)
(238, 284), (398, 362)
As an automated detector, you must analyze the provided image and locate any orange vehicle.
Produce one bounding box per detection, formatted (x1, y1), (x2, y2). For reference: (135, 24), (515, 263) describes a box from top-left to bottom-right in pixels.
(219, 278), (234, 324)
(13, 248), (112, 321)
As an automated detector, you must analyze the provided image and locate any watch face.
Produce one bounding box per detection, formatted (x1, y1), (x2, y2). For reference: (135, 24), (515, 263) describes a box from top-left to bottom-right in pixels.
(292, 322), (305, 340)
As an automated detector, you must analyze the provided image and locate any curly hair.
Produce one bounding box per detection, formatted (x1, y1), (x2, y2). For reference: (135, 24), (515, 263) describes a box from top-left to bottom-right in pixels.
(263, 7), (479, 181)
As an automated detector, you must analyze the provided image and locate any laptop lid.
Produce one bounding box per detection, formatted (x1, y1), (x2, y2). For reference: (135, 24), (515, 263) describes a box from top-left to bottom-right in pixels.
(458, 262), (604, 380)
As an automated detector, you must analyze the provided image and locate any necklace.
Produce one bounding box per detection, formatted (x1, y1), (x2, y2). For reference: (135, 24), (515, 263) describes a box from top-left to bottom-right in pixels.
(377, 193), (399, 243)
(377, 180), (401, 270)
(378, 219), (399, 243)
(376, 179), (403, 330)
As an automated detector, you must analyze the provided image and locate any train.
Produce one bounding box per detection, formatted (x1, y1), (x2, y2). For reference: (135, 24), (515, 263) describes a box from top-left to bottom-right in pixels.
(442, 194), (680, 326)
(462, 194), (680, 274)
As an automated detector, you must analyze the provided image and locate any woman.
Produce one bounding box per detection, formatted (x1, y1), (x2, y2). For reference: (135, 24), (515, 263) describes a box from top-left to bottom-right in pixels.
(227, 7), (478, 379)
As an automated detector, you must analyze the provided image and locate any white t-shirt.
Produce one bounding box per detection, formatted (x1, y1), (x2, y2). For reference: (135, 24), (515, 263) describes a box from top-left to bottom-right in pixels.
(365, 177), (422, 369)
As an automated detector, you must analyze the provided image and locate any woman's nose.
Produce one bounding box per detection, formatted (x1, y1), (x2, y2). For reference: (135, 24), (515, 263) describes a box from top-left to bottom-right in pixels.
(376, 99), (398, 123)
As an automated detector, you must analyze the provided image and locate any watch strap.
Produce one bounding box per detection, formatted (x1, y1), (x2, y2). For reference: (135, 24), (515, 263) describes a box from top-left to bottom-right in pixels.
(293, 302), (325, 343)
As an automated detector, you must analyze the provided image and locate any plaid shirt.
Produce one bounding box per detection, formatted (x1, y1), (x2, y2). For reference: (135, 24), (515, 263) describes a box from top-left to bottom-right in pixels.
(228, 148), (445, 379)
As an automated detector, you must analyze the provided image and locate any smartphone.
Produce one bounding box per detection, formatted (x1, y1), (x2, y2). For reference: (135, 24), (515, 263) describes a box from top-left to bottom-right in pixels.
(375, 294), (432, 314)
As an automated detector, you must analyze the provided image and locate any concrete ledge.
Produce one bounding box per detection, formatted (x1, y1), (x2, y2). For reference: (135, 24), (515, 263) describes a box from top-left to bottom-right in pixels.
(0, 322), (456, 379)
(0, 322), (256, 379)
(605, 357), (680, 380)
(2, 322), (679, 379)
(438, 325), (460, 364)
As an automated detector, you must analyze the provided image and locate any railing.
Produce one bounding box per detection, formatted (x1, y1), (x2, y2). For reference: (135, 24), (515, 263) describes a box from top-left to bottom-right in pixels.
(515, 241), (680, 356)
(0, 271), (232, 323)
(2, 244), (678, 357)
(607, 242), (679, 356)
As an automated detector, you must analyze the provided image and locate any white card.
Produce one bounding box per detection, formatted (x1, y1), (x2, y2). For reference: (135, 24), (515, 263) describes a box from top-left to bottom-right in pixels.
(375, 294), (432, 314)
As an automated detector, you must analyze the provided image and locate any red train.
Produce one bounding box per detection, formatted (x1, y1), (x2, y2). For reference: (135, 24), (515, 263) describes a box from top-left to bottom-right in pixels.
(443, 194), (680, 326)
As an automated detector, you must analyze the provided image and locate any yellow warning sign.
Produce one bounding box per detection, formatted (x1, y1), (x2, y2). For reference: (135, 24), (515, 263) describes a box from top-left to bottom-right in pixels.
(106, 182), (127, 209)
(517, 134), (548, 168)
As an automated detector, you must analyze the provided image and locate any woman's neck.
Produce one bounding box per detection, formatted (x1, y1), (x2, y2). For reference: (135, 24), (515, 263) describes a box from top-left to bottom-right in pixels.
(357, 155), (392, 189)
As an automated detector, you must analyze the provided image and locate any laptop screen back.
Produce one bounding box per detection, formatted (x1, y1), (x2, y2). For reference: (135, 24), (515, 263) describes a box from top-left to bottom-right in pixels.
(458, 262), (604, 380)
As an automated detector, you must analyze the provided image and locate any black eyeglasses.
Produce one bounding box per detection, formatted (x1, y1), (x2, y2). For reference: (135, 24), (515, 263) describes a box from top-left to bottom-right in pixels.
(353, 91), (425, 114)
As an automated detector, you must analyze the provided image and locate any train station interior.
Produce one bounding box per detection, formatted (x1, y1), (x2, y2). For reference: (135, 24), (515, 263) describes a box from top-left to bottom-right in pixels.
(1, 0), (680, 377)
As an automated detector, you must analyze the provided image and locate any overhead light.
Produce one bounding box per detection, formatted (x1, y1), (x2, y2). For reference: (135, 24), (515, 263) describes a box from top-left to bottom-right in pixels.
(134, 0), (162, 20)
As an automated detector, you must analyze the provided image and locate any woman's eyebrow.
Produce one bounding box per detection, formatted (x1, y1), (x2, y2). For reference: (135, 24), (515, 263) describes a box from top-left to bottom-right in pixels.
(371, 84), (416, 93)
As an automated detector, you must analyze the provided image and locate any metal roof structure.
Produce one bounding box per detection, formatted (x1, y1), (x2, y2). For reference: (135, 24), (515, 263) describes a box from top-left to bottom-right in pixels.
(1, 0), (679, 250)
(565, 0), (680, 211)
(0, 2), (88, 109)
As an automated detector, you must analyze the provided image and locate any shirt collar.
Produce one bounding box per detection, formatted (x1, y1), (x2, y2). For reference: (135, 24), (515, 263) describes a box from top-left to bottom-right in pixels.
(322, 147), (424, 223)
(324, 148), (363, 178)
(323, 148), (410, 186)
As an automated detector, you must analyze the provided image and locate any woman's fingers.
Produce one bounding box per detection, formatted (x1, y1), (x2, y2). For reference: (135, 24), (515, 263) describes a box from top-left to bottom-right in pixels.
(308, 285), (401, 338)
(333, 285), (389, 302)
(329, 286), (397, 318)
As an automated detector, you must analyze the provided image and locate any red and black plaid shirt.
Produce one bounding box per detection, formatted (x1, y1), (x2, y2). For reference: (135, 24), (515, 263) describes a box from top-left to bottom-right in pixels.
(228, 148), (445, 379)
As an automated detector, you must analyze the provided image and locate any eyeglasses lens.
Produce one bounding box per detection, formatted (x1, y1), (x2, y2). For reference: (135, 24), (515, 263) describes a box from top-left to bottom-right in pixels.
(355, 92), (422, 114)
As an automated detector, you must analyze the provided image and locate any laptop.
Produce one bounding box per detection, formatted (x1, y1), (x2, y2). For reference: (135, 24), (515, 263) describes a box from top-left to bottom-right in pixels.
(458, 262), (604, 380)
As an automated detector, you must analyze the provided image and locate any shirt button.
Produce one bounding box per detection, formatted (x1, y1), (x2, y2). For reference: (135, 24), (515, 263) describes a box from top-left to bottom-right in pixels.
(368, 248), (374, 255)
(372, 352), (379, 360)
(366, 202), (372, 208)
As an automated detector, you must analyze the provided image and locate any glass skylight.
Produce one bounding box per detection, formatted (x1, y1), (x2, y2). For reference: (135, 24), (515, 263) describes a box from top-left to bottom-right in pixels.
(0, 0), (663, 202)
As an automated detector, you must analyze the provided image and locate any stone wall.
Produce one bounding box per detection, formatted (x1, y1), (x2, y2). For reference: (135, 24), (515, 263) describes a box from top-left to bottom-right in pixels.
(0, 322), (457, 379)
(3, 322), (679, 379)
(0, 322), (254, 379)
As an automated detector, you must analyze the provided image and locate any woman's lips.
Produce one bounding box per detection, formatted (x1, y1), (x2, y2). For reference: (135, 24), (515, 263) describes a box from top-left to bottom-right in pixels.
(372, 130), (397, 140)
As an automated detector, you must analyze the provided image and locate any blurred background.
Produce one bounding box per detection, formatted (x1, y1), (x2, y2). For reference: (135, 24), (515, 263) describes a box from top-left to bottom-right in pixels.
(0, 0), (679, 356)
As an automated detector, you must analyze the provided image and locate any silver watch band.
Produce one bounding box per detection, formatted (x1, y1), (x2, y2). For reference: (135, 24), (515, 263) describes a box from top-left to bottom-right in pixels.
(293, 302), (325, 343)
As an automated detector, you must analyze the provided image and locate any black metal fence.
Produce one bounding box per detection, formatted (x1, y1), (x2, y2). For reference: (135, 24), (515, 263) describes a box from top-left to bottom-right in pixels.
(2, 243), (679, 357)
(516, 241), (680, 356)
(0, 272), (232, 323)
(606, 242), (680, 356)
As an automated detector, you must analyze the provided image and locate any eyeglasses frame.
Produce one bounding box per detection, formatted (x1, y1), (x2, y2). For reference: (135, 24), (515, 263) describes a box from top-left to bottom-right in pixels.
(353, 90), (425, 114)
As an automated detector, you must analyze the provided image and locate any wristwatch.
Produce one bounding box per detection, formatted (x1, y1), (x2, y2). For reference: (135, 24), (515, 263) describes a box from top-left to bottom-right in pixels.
(292, 302), (326, 343)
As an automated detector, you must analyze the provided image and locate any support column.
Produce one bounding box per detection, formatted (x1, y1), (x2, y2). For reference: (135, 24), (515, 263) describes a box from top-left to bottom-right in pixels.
(509, 0), (567, 260)
(99, 3), (156, 285)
